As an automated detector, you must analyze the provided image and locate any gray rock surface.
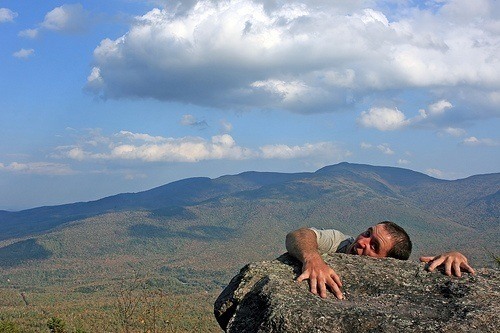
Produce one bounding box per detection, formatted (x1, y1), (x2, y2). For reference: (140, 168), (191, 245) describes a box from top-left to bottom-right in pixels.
(214, 253), (499, 332)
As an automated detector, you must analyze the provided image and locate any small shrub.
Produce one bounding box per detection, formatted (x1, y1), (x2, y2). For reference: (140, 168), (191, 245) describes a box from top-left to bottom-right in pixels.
(0, 320), (20, 333)
(73, 329), (87, 333)
(47, 317), (66, 333)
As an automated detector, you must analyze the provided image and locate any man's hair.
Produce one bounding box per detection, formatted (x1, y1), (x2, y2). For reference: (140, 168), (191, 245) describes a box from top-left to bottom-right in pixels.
(378, 221), (412, 260)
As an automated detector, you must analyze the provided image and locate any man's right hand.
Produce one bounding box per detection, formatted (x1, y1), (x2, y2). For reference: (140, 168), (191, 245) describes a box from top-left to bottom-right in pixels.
(297, 254), (343, 299)
(420, 251), (475, 277)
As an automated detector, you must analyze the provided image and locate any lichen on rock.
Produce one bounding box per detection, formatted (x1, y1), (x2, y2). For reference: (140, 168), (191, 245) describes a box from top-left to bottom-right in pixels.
(214, 253), (499, 332)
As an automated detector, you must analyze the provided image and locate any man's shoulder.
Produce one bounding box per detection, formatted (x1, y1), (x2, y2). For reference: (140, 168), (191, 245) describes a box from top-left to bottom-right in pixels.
(309, 227), (352, 240)
(309, 227), (354, 254)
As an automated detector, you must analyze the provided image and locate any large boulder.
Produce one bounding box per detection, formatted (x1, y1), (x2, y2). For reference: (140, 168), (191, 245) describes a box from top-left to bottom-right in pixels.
(214, 253), (499, 332)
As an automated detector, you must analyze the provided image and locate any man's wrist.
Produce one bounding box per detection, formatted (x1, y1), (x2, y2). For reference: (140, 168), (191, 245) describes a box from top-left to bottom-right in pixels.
(302, 251), (323, 264)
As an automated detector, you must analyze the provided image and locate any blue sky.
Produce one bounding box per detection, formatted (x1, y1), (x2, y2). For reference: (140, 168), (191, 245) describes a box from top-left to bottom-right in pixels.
(1, 0), (499, 210)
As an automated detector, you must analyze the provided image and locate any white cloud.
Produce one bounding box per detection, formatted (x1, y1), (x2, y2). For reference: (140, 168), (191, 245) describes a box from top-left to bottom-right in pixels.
(66, 147), (87, 161)
(220, 119), (233, 133)
(124, 172), (147, 180)
(376, 144), (395, 155)
(418, 99), (453, 119)
(180, 114), (208, 129)
(360, 141), (395, 155)
(441, 127), (467, 137)
(18, 28), (39, 38)
(16, 4), (89, 40)
(360, 142), (372, 149)
(250, 79), (316, 109)
(57, 132), (256, 162)
(359, 99), (457, 131)
(0, 8), (17, 22)
(397, 159), (410, 165)
(105, 135), (252, 162)
(12, 48), (35, 59)
(117, 131), (168, 143)
(85, 0), (500, 117)
(41, 3), (89, 33)
(0, 162), (75, 175)
(55, 129), (350, 163)
(86, 67), (104, 90)
(463, 136), (480, 145)
(426, 168), (444, 178)
(358, 107), (408, 131)
(440, 0), (493, 22)
(462, 136), (499, 146)
(15, 3), (90, 38)
(259, 142), (347, 160)
(181, 114), (196, 126)
(428, 100), (453, 115)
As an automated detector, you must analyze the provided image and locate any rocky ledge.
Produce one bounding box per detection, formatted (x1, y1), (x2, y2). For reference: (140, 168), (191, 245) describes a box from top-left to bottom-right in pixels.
(214, 253), (499, 332)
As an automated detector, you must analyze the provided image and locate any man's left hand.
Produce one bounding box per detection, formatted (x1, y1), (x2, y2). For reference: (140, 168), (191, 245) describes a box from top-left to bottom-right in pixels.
(420, 251), (475, 277)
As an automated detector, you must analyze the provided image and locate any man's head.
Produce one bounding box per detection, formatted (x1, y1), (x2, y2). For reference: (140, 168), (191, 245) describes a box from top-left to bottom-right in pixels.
(378, 221), (412, 260)
(347, 221), (412, 260)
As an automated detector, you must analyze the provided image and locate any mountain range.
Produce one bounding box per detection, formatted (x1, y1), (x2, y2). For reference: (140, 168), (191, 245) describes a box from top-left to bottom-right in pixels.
(0, 162), (498, 275)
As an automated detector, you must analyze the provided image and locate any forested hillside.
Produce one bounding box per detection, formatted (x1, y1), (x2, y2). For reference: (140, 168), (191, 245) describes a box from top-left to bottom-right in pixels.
(0, 162), (498, 332)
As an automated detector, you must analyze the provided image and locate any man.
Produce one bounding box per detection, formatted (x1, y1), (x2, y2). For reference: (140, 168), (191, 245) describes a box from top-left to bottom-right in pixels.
(286, 221), (475, 299)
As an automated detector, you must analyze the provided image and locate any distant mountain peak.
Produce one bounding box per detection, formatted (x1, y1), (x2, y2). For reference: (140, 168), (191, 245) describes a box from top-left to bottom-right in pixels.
(315, 162), (440, 187)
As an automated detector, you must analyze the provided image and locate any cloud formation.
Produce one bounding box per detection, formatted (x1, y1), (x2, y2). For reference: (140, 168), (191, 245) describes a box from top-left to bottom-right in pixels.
(86, 0), (500, 118)
(23, 4), (90, 37)
(376, 144), (395, 155)
(54, 129), (349, 163)
(0, 8), (17, 22)
(13, 48), (35, 59)
(18, 28), (39, 38)
(358, 107), (408, 131)
(360, 142), (395, 155)
(358, 99), (456, 131)
(440, 127), (467, 137)
(180, 114), (209, 129)
(42, 3), (89, 33)
(462, 136), (499, 146)
(426, 168), (444, 178)
(259, 142), (347, 160)
(220, 119), (233, 133)
(0, 162), (75, 175)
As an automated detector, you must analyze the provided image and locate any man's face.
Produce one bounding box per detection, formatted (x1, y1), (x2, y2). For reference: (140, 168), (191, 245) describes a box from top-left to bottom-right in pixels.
(347, 224), (394, 258)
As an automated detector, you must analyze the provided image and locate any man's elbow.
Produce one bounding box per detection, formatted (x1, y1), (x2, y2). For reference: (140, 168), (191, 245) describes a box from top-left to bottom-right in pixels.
(285, 228), (313, 251)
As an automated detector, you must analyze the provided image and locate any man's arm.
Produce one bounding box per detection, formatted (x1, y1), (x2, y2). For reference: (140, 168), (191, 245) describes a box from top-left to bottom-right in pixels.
(285, 228), (343, 299)
(419, 251), (475, 277)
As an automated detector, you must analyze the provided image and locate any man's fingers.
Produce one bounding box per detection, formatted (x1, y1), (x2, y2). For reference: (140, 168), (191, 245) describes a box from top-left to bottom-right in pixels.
(419, 256), (435, 263)
(462, 263), (475, 275)
(444, 258), (453, 276)
(330, 282), (343, 300)
(422, 252), (475, 277)
(325, 277), (343, 300)
(297, 271), (309, 283)
(453, 261), (462, 277)
(297, 261), (344, 299)
(318, 279), (328, 299)
(427, 256), (444, 271)
(330, 271), (342, 288)
(309, 277), (318, 295)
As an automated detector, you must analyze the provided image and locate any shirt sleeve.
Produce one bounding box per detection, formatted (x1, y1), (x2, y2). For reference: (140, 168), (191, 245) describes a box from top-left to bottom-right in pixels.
(309, 228), (354, 254)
